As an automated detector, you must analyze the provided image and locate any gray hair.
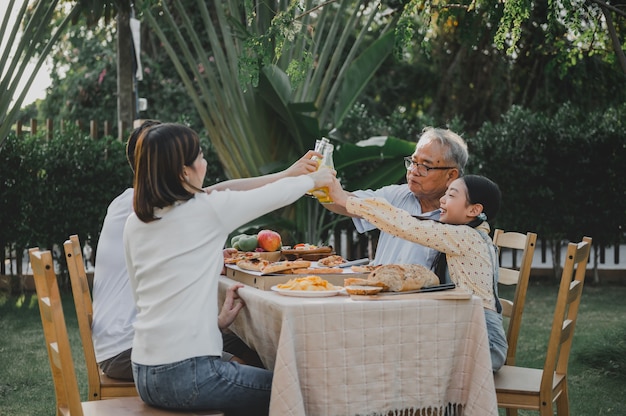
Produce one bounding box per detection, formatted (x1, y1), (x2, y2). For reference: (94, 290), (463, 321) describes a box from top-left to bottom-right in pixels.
(416, 127), (468, 176)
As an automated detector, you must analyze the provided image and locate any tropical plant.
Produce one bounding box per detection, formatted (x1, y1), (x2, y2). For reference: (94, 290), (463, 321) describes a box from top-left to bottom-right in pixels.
(0, 0), (81, 147)
(133, 0), (409, 243)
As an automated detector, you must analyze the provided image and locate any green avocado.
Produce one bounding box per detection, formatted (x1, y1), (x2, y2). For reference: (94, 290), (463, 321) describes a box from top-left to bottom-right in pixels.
(237, 235), (258, 252)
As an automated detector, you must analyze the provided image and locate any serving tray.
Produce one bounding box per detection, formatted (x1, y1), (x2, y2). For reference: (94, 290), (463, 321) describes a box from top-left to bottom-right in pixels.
(225, 263), (366, 290)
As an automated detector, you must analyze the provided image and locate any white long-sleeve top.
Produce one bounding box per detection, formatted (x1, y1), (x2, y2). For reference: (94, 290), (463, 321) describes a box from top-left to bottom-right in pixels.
(92, 188), (136, 363)
(123, 175), (314, 366)
(346, 196), (497, 311)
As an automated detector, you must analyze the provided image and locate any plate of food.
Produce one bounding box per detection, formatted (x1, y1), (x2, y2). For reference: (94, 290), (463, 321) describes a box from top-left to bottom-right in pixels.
(271, 276), (342, 297)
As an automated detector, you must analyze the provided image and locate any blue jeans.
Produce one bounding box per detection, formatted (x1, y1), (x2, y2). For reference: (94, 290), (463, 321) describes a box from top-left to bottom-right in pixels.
(484, 309), (508, 372)
(132, 356), (273, 416)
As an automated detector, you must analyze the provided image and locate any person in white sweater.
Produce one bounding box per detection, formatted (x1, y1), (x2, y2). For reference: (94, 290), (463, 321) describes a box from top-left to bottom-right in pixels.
(123, 122), (335, 415)
(93, 120), (322, 380)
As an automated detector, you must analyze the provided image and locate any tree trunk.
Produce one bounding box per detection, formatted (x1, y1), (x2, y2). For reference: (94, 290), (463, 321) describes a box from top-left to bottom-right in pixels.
(117, 10), (135, 140)
(592, 244), (600, 284)
(550, 239), (562, 281)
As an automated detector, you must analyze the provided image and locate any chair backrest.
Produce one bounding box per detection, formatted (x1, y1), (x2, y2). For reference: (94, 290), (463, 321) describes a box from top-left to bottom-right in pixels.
(29, 247), (85, 416)
(540, 236), (591, 394)
(63, 235), (102, 399)
(493, 229), (537, 365)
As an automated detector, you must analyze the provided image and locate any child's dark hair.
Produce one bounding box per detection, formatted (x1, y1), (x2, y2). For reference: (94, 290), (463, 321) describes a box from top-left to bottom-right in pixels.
(463, 175), (501, 222)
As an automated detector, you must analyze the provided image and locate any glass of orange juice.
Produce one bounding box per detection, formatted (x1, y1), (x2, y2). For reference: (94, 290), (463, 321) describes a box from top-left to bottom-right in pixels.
(309, 142), (334, 204)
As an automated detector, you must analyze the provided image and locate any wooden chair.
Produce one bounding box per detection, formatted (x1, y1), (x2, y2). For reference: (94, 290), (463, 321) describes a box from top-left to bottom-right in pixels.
(63, 234), (137, 400)
(493, 229), (538, 366)
(494, 237), (592, 416)
(29, 246), (223, 416)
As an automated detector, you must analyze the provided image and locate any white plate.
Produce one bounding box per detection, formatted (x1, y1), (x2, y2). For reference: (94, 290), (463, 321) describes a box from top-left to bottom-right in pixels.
(271, 285), (342, 297)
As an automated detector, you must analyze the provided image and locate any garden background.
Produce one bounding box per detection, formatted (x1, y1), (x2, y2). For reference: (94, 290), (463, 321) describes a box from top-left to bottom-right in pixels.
(1, 1), (626, 414)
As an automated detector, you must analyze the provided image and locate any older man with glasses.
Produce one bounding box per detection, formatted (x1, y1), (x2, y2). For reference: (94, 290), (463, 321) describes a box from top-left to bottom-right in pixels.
(323, 127), (468, 272)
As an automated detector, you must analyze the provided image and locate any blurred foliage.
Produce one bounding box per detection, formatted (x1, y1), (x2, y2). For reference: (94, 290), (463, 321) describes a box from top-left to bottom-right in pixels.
(468, 102), (626, 277)
(0, 123), (223, 276)
(41, 21), (119, 126)
(362, 1), (626, 133)
(30, 1), (625, 139)
(0, 125), (129, 276)
(39, 15), (202, 129)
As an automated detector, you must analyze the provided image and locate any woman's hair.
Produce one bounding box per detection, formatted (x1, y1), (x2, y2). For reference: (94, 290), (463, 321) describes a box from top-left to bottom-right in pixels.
(133, 123), (203, 223)
(417, 127), (469, 176)
(463, 174), (501, 222)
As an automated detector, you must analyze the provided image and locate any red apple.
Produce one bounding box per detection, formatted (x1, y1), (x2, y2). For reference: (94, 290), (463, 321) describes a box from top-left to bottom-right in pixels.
(257, 229), (282, 252)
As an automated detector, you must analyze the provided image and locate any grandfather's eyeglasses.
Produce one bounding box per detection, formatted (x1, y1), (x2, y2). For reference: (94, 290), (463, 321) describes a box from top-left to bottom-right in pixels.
(403, 157), (456, 177)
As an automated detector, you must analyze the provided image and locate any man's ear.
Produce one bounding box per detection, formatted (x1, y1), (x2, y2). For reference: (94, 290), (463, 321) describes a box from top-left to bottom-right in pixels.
(446, 168), (461, 187)
(445, 168), (460, 186)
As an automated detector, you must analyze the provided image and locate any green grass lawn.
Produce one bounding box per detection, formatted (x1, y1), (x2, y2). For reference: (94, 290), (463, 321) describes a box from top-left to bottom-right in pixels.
(498, 281), (626, 415)
(1, 280), (625, 415)
(0, 291), (88, 415)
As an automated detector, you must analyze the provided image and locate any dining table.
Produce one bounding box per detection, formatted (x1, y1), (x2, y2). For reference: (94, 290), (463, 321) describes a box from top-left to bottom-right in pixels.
(218, 275), (498, 416)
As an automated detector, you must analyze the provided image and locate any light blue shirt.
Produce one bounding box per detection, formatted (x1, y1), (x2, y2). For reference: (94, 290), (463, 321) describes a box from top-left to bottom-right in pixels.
(352, 184), (440, 266)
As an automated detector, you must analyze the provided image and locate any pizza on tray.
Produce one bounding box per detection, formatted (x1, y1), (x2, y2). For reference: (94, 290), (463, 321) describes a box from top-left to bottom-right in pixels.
(236, 257), (270, 272)
(260, 260), (311, 275)
(224, 251), (261, 265)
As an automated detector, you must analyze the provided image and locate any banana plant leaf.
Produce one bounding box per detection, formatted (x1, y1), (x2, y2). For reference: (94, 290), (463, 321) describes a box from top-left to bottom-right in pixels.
(136, 1), (405, 244)
(334, 135), (417, 190)
(1, 0), (81, 147)
(257, 65), (320, 152)
(334, 31), (395, 129)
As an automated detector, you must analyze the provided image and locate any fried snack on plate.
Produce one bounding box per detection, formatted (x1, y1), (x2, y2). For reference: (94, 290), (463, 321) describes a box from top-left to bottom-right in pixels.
(276, 275), (338, 291)
(317, 255), (346, 267)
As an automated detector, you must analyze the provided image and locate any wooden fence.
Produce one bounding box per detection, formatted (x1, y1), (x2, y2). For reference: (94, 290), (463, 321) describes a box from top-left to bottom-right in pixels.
(13, 118), (134, 140)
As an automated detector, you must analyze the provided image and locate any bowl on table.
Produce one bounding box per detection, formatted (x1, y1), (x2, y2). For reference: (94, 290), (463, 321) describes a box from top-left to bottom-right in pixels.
(255, 251), (282, 262)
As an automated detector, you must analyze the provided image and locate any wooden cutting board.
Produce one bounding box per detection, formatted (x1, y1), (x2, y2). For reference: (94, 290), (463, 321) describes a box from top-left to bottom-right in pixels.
(350, 287), (472, 301)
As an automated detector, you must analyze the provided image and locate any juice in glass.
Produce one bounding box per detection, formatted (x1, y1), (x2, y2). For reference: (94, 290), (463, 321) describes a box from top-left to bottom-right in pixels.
(309, 143), (334, 204)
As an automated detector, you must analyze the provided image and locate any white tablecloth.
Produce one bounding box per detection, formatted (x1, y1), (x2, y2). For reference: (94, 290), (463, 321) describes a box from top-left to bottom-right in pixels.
(219, 276), (497, 416)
